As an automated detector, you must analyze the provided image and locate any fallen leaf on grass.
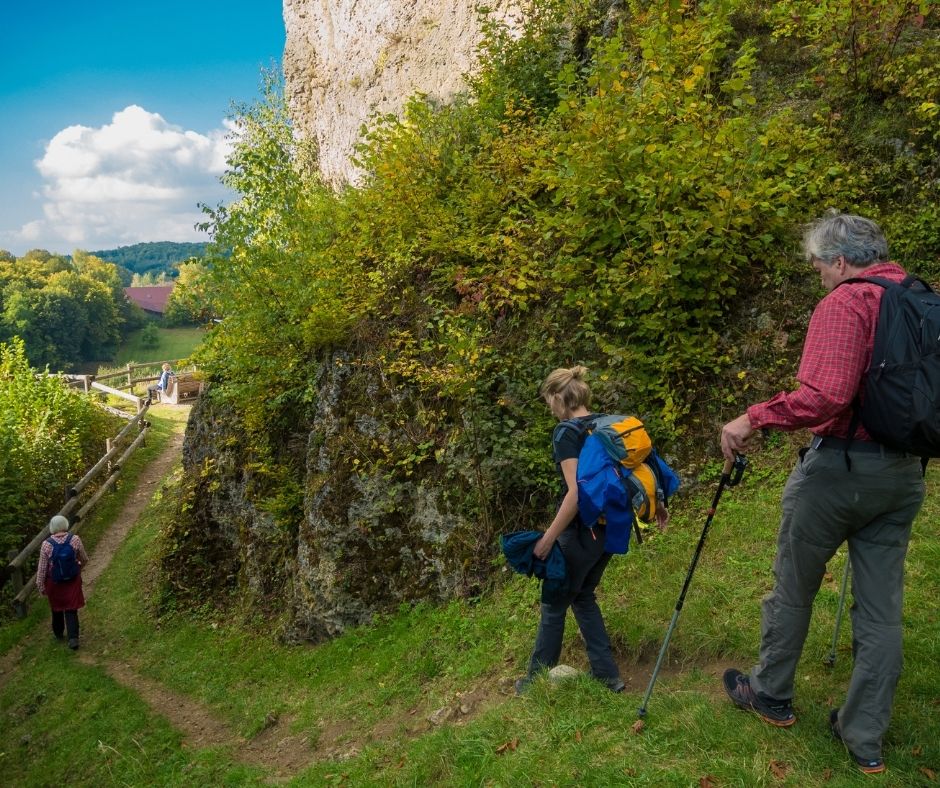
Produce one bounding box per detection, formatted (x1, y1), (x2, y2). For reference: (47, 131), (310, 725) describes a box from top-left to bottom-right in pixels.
(920, 766), (937, 781)
(821, 768), (832, 781)
(495, 738), (519, 754)
(913, 745), (923, 756)
(769, 760), (790, 780)
(631, 720), (645, 735)
(575, 730), (582, 743)
(699, 775), (718, 787)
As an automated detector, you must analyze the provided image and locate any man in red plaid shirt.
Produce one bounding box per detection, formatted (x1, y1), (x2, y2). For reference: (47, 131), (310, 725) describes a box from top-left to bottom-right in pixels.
(718, 212), (925, 775)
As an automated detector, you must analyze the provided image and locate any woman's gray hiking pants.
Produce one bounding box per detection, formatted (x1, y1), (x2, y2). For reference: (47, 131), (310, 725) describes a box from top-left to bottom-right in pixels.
(527, 522), (621, 685)
(749, 443), (924, 761)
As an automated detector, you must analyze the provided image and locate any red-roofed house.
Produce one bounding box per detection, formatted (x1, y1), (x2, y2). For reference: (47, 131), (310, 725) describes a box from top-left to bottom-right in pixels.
(124, 285), (174, 316)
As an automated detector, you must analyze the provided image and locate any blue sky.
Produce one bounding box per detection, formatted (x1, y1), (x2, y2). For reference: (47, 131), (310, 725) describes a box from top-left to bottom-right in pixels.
(0, 1), (285, 255)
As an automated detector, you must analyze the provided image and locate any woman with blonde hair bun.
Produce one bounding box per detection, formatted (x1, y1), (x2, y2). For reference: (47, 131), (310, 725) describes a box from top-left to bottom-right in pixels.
(515, 365), (626, 694)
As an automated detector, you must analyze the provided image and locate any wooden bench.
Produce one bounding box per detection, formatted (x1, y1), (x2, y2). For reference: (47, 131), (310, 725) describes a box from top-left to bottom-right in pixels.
(159, 372), (204, 404)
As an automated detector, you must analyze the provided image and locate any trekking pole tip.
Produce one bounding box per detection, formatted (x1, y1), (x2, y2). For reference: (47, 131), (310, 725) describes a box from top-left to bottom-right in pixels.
(637, 706), (647, 718)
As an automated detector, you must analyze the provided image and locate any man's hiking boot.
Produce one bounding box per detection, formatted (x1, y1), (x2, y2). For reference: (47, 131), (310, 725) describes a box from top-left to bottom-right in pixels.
(599, 676), (625, 693)
(514, 677), (531, 696)
(67, 638), (79, 650)
(722, 668), (796, 727)
(829, 708), (886, 774)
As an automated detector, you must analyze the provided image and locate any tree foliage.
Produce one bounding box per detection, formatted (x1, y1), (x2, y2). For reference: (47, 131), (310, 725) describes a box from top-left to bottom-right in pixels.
(0, 338), (118, 556)
(181, 0), (938, 598)
(162, 260), (219, 326)
(0, 250), (134, 370)
(92, 241), (209, 279)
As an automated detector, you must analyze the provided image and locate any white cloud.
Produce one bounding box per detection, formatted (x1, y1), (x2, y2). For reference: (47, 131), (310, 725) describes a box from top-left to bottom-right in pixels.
(3, 106), (234, 253)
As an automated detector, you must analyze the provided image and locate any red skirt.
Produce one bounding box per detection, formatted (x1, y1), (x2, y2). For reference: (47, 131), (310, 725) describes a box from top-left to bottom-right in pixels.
(46, 574), (85, 612)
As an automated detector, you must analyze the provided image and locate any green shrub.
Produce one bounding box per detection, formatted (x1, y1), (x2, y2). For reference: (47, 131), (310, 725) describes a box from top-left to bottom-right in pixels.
(0, 339), (119, 555)
(178, 0), (938, 607)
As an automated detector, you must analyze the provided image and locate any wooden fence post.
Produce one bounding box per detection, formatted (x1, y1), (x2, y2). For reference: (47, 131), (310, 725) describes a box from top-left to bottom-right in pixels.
(7, 549), (26, 618)
(126, 363), (133, 390)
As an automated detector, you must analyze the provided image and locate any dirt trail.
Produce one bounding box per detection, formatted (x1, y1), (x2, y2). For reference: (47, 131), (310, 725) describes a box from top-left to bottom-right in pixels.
(1, 417), (510, 782)
(81, 430), (183, 594)
(0, 428), (183, 681)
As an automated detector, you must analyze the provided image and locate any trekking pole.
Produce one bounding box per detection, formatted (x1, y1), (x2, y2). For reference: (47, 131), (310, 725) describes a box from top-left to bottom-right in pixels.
(638, 453), (748, 718)
(823, 560), (851, 668)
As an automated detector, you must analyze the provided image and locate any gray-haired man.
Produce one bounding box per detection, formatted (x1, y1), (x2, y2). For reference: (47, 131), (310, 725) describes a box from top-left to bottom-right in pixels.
(719, 212), (925, 774)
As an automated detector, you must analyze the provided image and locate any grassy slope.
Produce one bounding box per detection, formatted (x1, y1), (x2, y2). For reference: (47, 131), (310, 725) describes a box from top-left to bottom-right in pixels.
(2, 431), (938, 786)
(112, 327), (205, 366)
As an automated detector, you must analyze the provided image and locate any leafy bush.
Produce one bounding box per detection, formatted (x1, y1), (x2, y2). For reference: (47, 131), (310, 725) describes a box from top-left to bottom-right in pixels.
(175, 0), (938, 613)
(0, 339), (119, 556)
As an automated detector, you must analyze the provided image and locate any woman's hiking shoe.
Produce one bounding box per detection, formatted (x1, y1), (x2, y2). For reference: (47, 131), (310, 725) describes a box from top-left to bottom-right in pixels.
(67, 638), (79, 650)
(829, 708), (886, 774)
(722, 668), (796, 727)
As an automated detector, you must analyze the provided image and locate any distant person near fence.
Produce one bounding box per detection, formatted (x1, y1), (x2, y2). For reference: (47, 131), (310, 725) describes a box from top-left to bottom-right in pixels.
(147, 362), (174, 403)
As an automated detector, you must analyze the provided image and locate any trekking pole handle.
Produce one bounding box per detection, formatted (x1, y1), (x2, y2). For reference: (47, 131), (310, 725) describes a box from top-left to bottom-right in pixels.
(724, 453), (748, 487)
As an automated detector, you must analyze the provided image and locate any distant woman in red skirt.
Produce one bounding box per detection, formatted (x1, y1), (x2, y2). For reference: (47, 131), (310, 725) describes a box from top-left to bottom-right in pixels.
(36, 515), (88, 650)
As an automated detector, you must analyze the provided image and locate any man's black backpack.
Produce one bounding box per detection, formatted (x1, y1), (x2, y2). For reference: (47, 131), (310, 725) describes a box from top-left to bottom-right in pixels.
(847, 275), (940, 457)
(46, 533), (80, 583)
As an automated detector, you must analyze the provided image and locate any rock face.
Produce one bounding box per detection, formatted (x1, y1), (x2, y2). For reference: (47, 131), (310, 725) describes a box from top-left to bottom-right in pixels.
(286, 353), (470, 642)
(283, 0), (523, 185)
(173, 353), (481, 643)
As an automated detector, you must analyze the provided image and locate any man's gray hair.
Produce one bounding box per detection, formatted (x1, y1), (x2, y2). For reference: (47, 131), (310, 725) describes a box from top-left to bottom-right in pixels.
(803, 211), (889, 268)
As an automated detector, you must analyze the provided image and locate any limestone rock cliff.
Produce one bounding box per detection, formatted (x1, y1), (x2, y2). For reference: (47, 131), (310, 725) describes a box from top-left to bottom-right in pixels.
(172, 353), (482, 643)
(283, 0), (523, 184)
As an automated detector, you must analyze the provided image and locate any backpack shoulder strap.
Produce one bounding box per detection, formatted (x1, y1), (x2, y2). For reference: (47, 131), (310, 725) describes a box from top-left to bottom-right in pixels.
(839, 275), (894, 289)
(552, 417), (593, 446)
(63, 533), (73, 545)
(840, 274), (935, 293)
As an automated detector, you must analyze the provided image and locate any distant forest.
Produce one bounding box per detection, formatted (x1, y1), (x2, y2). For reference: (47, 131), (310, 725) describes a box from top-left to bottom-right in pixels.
(92, 241), (208, 278)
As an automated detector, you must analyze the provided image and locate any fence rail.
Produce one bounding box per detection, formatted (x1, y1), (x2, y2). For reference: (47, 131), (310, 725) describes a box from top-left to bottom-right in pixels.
(93, 358), (193, 388)
(1, 404), (152, 617)
(63, 359), (199, 412)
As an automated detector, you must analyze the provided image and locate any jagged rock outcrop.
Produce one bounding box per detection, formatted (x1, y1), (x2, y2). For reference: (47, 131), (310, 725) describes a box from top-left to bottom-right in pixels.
(174, 354), (480, 642)
(287, 353), (470, 642)
(282, 0), (523, 185)
(166, 1), (642, 640)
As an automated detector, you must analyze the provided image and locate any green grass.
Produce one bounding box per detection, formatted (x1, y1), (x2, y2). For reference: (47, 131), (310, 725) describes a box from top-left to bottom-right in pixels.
(3, 440), (940, 786)
(112, 326), (205, 366)
(0, 408), (187, 654)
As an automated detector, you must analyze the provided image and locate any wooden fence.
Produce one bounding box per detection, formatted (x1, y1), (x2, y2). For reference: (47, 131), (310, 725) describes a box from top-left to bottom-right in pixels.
(92, 359), (194, 390)
(63, 359), (199, 415)
(1, 404), (152, 617)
